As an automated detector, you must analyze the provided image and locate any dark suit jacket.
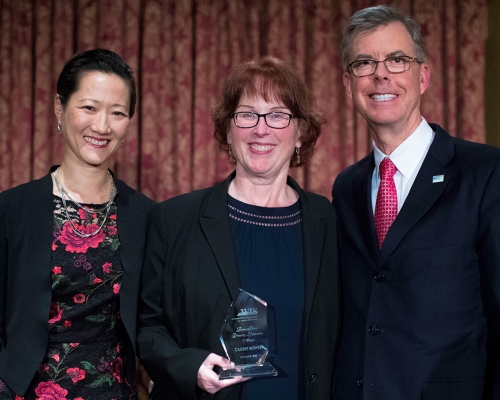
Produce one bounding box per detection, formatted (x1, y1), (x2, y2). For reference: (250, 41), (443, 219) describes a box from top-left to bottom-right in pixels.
(0, 167), (154, 396)
(331, 125), (500, 400)
(137, 172), (340, 400)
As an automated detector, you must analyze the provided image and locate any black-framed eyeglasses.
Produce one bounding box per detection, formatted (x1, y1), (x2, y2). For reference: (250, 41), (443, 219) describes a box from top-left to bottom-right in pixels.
(231, 111), (296, 129)
(347, 56), (422, 77)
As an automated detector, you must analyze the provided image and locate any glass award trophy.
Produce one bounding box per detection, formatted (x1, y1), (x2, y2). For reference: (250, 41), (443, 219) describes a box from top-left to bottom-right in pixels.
(218, 289), (278, 379)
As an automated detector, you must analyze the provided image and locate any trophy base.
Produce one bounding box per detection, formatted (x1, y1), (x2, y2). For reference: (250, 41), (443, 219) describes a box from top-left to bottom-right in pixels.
(218, 362), (278, 380)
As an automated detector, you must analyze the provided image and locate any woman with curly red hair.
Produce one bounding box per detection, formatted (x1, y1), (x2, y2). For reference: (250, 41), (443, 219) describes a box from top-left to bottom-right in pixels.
(138, 56), (340, 400)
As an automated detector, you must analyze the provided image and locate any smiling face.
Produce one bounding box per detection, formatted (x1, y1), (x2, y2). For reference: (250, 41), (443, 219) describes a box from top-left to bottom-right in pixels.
(228, 94), (302, 181)
(55, 71), (131, 169)
(343, 22), (430, 137)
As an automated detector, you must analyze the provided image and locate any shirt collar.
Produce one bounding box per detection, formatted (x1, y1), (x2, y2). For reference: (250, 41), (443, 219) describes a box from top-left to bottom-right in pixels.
(373, 117), (434, 180)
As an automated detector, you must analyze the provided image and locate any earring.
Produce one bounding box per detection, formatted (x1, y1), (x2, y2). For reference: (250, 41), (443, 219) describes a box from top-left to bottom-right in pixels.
(57, 122), (62, 133)
(228, 144), (234, 162)
(295, 147), (301, 164)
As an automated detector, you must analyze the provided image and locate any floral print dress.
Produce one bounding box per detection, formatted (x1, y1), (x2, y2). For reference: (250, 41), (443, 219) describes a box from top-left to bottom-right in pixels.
(0, 195), (136, 400)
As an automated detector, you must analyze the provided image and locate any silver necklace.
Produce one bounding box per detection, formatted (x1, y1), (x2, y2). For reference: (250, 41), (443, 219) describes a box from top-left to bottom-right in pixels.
(53, 167), (116, 238)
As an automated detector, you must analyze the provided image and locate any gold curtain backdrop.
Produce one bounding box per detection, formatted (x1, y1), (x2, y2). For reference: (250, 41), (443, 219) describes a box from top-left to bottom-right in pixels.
(0, 0), (487, 201)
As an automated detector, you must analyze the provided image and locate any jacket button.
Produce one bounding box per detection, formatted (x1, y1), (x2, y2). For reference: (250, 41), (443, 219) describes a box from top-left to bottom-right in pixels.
(309, 374), (317, 384)
(368, 325), (379, 335)
(357, 378), (363, 387)
(374, 272), (385, 281)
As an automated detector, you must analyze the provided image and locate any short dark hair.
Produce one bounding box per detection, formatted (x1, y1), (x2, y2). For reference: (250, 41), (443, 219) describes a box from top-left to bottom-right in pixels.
(212, 56), (324, 167)
(342, 5), (426, 70)
(56, 48), (137, 118)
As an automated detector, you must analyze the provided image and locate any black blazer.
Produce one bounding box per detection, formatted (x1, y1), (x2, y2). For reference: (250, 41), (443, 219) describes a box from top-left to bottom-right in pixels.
(138, 172), (341, 400)
(331, 125), (500, 400)
(0, 167), (154, 396)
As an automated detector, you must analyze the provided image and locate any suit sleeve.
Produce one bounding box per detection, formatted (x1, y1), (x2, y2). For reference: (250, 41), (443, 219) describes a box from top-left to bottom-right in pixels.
(137, 204), (210, 399)
(477, 162), (500, 400)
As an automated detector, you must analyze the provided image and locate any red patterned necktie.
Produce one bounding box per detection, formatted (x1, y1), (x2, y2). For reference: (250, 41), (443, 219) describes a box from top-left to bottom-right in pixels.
(374, 157), (398, 248)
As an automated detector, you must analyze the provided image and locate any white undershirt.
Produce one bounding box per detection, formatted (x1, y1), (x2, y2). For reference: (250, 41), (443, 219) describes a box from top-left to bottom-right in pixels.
(371, 117), (435, 214)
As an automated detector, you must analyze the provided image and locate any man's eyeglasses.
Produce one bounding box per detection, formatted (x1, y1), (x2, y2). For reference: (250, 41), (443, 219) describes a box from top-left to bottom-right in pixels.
(347, 56), (422, 77)
(231, 112), (297, 129)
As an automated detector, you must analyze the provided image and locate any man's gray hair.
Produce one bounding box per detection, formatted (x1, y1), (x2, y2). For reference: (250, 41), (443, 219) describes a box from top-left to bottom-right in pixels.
(341, 5), (426, 70)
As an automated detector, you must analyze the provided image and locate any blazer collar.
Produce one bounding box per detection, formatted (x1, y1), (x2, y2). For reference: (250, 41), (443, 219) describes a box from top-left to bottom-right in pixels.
(37, 168), (60, 263)
(113, 178), (153, 349)
(199, 172), (242, 302)
(199, 172), (327, 320)
(378, 125), (454, 266)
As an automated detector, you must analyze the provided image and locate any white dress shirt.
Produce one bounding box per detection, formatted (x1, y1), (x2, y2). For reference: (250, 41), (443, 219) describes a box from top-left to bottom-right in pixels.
(371, 118), (435, 214)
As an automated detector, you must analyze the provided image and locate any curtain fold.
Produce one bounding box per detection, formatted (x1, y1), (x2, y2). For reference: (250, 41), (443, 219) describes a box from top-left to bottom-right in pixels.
(0, 0), (488, 200)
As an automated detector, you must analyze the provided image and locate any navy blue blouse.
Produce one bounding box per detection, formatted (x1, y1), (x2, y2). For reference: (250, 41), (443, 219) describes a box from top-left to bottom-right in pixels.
(228, 195), (305, 400)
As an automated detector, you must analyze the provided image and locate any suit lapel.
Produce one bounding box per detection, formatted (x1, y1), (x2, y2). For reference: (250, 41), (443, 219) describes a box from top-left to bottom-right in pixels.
(114, 179), (145, 346)
(26, 170), (59, 331)
(31, 173), (56, 273)
(199, 172), (241, 302)
(352, 154), (380, 264)
(115, 181), (138, 277)
(378, 126), (454, 266)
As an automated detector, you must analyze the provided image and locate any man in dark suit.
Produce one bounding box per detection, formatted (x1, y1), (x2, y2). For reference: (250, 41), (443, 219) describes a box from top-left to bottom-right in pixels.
(332, 5), (500, 400)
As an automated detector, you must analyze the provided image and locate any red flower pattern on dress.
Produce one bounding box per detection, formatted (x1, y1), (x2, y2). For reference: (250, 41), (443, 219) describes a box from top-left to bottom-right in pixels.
(77, 209), (87, 220)
(73, 294), (85, 304)
(48, 303), (62, 324)
(43, 199), (130, 397)
(102, 262), (112, 273)
(58, 221), (105, 253)
(78, 208), (90, 219)
(110, 357), (124, 383)
(66, 368), (86, 384)
(37, 364), (49, 373)
(15, 396), (24, 400)
(34, 381), (68, 399)
(113, 283), (120, 295)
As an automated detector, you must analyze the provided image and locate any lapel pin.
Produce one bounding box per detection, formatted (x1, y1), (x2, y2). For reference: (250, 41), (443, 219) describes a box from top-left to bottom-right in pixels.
(432, 175), (444, 183)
